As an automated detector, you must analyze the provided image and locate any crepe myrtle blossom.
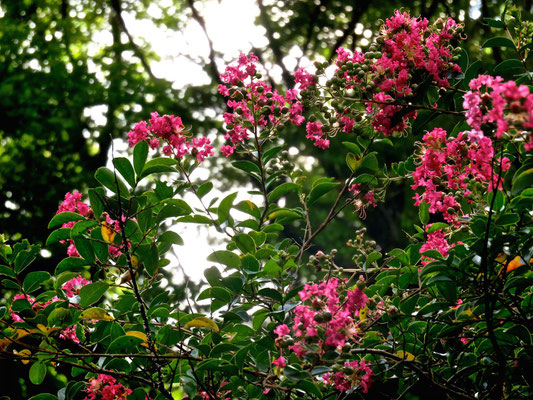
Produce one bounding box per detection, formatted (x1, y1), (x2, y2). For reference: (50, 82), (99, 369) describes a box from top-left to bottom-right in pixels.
(128, 112), (214, 162)
(62, 275), (92, 298)
(84, 374), (132, 400)
(411, 128), (510, 225)
(10, 294), (80, 343)
(463, 74), (533, 150)
(323, 360), (374, 393)
(218, 53), (305, 156)
(272, 278), (368, 369)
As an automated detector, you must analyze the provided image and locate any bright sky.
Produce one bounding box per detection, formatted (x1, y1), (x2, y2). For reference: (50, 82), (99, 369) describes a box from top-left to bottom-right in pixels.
(110, 0), (271, 283)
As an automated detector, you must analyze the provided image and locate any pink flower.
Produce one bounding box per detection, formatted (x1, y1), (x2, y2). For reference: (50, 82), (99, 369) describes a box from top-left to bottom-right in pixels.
(272, 356), (286, 368)
(62, 275), (92, 298)
(274, 324), (290, 338)
(84, 374), (132, 400)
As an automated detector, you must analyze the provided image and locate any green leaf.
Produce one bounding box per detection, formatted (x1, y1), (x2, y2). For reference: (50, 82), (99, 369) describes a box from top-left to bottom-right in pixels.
(366, 251), (382, 265)
(55, 257), (90, 274)
(495, 213), (520, 226)
(140, 157), (177, 177)
(90, 228), (110, 263)
(23, 271), (51, 293)
(217, 192), (238, 223)
(138, 244), (159, 276)
(263, 259), (281, 277)
(307, 182), (339, 206)
(207, 250), (241, 268)
(233, 233), (256, 254)
(512, 168), (533, 195)
(29, 362), (47, 385)
(70, 220), (98, 237)
(79, 282), (109, 308)
(88, 188), (105, 218)
(48, 212), (85, 229)
(268, 182), (299, 202)
(94, 167), (130, 197)
(284, 365), (309, 382)
(204, 266), (222, 286)
(158, 230), (184, 246)
(346, 152), (361, 172)
(359, 153), (378, 172)
(494, 59), (524, 75)
(232, 160), (261, 176)
(418, 201), (430, 225)
(482, 36), (515, 49)
(426, 222), (449, 233)
(177, 215), (212, 224)
(73, 236), (95, 264)
(342, 141), (362, 157)
(196, 181), (213, 198)
(133, 141), (149, 175)
(45, 228), (72, 246)
(14, 244), (40, 274)
(107, 335), (144, 353)
(157, 200), (192, 222)
(484, 18), (504, 29)
(113, 157), (136, 187)
(412, 110), (438, 134)
(28, 394), (58, 400)
(421, 250), (444, 260)
(262, 145), (284, 164)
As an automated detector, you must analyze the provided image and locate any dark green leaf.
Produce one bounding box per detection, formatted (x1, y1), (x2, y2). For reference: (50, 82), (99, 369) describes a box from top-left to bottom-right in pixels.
(232, 160), (261, 175)
(95, 167), (130, 197)
(482, 37), (515, 49)
(23, 271), (51, 293)
(307, 182), (339, 206)
(196, 182), (213, 198)
(79, 282), (109, 308)
(342, 141), (362, 157)
(233, 233), (256, 254)
(48, 212), (85, 229)
(90, 228), (109, 263)
(268, 182), (299, 202)
(113, 157), (135, 187)
(426, 223), (449, 233)
(14, 244), (40, 274)
(55, 257), (90, 274)
(217, 192), (238, 224)
(158, 230), (184, 246)
(133, 141), (149, 175)
(45, 228), (72, 246)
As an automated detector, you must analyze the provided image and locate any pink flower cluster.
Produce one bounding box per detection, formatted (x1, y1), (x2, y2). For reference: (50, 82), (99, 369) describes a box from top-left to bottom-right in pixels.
(10, 294), (80, 343)
(57, 191), (93, 257)
(219, 53), (306, 155)
(62, 275), (92, 298)
(57, 192), (123, 258)
(419, 227), (453, 265)
(128, 112), (214, 162)
(463, 74), (533, 150)
(306, 121), (329, 149)
(366, 12), (461, 135)
(323, 360), (374, 393)
(411, 128), (510, 225)
(84, 374), (132, 400)
(273, 278), (367, 361)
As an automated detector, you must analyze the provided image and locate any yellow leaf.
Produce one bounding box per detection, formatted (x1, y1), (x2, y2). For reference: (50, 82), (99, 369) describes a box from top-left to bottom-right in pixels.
(80, 307), (114, 321)
(131, 255), (139, 269)
(15, 349), (31, 364)
(184, 317), (219, 332)
(126, 330), (147, 342)
(101, 221), (116, 244)
(395, 350), (416, 361)
(359, 306), (368, 322)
